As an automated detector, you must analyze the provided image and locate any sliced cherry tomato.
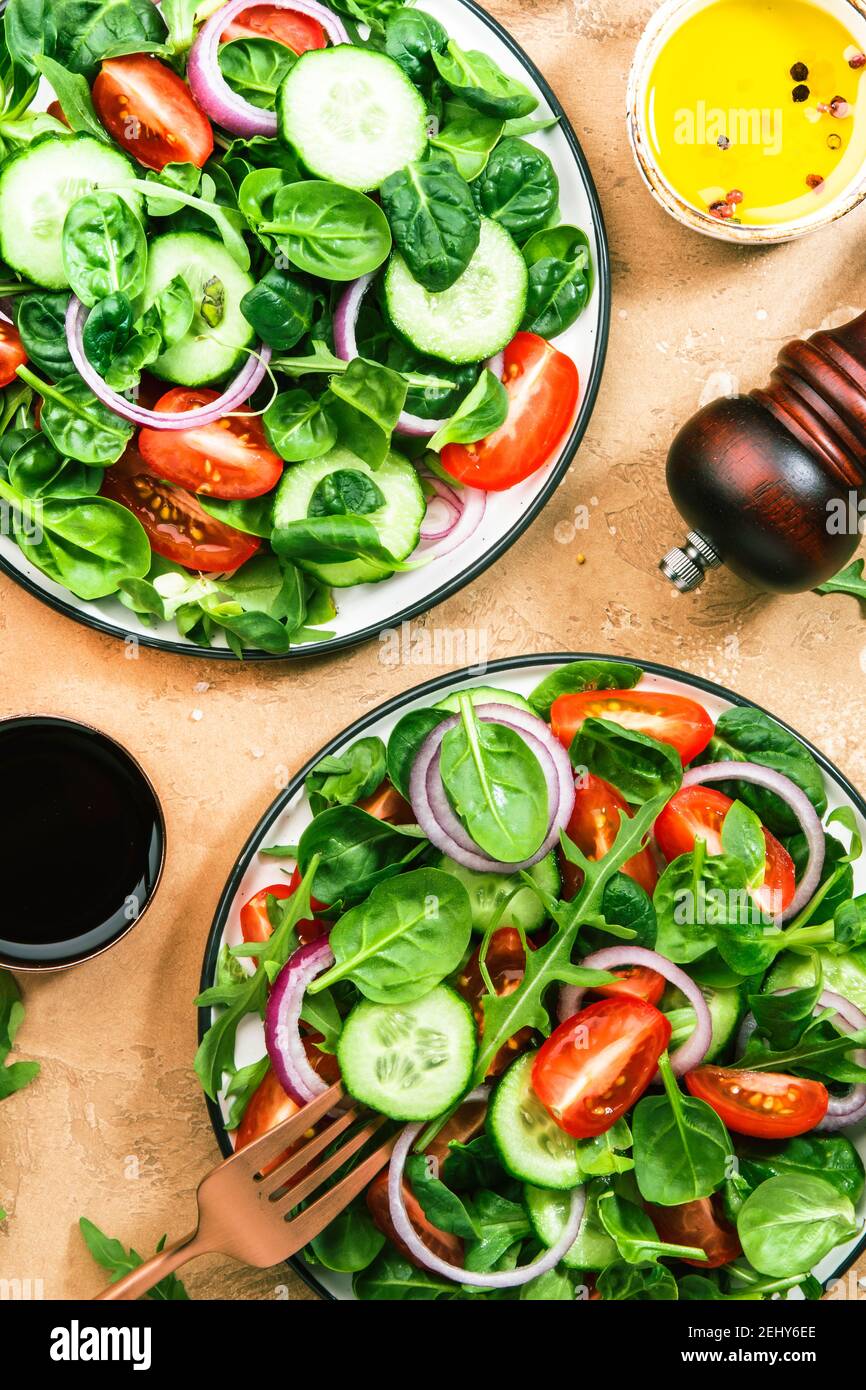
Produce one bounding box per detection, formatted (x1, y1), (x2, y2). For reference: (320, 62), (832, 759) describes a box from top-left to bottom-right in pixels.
(532, 997), (671, 1138)
(102, 449), (260, 573)
(560, 772), (658, 899)
(138, 389), (284, 501)
(654, 785), (796, 917)
(47, 99), (69, 127)
(356, 779), (416, 825)
(551, 689), (714, 766)
(0, 321), (27, 388)
(455, 928), (537, 1076)
(685, 1065), (829, 1139)
(93, 55), (213, 171)
(222, 4), (327, 51)
(234, 1065), (300, 1176)
(592, 965), (665, 1007)
(239, 883), (295, 943)
(645, 1196), (742, 1268)
(286, 864), (329, 913)
(440, 333), (579, 491)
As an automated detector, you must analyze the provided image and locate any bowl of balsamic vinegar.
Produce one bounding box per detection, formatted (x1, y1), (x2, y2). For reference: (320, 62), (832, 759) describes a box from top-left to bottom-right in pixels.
(0, 717), (165, 970)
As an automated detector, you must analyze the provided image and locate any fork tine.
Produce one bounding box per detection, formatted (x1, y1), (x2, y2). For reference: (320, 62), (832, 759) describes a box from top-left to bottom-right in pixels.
(231, 1080), (345, 1174)
(284, 1132), (400, 1246)
(257, 1102), (361, 1193)
(271, 1113), (388, 1209)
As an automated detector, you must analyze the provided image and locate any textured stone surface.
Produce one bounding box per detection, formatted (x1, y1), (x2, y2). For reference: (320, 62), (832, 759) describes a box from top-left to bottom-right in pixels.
(1, 0), (865, 1302)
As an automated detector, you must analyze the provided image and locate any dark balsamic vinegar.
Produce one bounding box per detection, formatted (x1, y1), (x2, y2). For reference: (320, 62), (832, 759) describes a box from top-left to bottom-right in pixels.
(0, 718), (164, 966)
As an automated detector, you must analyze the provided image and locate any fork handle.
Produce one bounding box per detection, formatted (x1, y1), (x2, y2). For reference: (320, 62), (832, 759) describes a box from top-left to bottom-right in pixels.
(94, 1230), (204, 1301)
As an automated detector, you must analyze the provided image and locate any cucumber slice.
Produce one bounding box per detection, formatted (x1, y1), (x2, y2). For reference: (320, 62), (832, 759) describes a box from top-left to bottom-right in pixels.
(767, 947), (866, 1014)
(525, 1184), (617, 1271)
(277, 47), (427, 192)
(272, 446), (425, 587)
(435, 686), (532, 714)
(142, 232), (255, 386)
(436, 851), (559, 936)
(337, 985), (476, 1121)
(385, 217), (528, 364)
(663, 982), (746, 1063)
(487, 1052), (583, 1189)
(0, 136), (141, 290)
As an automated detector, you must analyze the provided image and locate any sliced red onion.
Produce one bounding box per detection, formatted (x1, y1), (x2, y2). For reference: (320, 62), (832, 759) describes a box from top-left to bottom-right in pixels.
(389, 1112), (585, 1288)
(188, 0), (347, 138)
(414, 482), (486, 559)
(66, 296), (271, 429)
(558, 945), (714, 1076)
(265, 935), (335, 1105)
(484, 350), (505, 381)
(682, 762), (824, 923)
(419, 493), (461, 541)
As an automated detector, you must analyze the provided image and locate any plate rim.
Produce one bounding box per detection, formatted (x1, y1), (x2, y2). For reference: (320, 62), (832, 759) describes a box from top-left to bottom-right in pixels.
(0, 0), (612, 662)
(198, 651), (866, 1300)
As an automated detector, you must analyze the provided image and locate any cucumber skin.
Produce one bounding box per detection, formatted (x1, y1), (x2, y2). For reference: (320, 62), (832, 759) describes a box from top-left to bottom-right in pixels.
(487, 1053), (583, 1190)
(435, 687), (532, 714)
(436, 851), (559, 936)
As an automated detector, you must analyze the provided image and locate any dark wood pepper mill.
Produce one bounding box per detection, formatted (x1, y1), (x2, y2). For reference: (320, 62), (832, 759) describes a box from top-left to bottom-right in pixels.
(660, 310), (866, 592)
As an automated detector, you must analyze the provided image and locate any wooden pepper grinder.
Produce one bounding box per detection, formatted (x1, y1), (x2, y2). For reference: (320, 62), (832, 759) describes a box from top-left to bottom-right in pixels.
(660, 310), (866, 592)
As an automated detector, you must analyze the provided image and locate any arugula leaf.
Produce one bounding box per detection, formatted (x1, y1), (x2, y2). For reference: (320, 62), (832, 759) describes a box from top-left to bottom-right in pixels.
(739, 1020), (866, 1084)
(0, 971), (40, 1100)
(79, 1218), (189, 1300)
(816, 558), (866, 604)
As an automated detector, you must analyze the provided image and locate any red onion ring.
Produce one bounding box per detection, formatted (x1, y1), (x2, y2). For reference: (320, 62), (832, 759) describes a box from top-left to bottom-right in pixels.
(419, 478), (462, 541)
(388, 1101), (586, 1288)
(682, 762), (824, 923)
(484, 350), (505, 381)
(264, 935), (335, 1105)
(66, 296), (271, 429)
(736, 987), (866, 1130)
(187, 0), (347, 138)
(558, 945), (714, 1076)
(414, 482), (486, 558)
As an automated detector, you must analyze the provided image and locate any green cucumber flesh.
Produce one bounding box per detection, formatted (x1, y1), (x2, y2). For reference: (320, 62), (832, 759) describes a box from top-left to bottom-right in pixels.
(487, 1052), (583, 1190)
(142, 232), (255, 386)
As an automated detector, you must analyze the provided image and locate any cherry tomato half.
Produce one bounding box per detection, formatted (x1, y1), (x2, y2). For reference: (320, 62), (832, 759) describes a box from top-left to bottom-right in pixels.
(222, 4), (327, 52)
(560, 772), (658, 899)
(356, 779), (416, 825)
(532, 997), (671, 1138)
(551, 689), (714, 766)
(455, 927), (537, 1076)
(0, 321), (27, 388)
(93, 56), (214, 171)
(645, 1196), (742, 1268)
(102, 450), (260, 573)
(440, 333), (579, 491)
(138, 389), (284, 501)
(592, 965), (666, 1007)
(654, 785), (796, 917)
(235, 1046), (339, 1176)
(240, 866), (329, 945)
(685, 1065), (829, 1139)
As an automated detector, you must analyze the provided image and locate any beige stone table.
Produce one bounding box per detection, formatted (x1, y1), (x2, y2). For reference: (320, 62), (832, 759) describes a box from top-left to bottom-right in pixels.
(1, 0), (865, 1301)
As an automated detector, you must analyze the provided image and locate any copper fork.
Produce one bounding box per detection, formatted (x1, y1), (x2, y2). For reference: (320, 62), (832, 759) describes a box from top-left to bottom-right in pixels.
(94, 1081), (395, 1300)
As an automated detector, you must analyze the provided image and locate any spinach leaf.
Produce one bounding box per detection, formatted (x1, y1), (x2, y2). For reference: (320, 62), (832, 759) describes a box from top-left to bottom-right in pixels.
(224, 134), (302, 178)
(20, 368), (133, 464)
(597, 1192), (707, 1265)
(381, 156), (480, 293)
(260, 182), (393, 281)
(103, 326), (162, 392)
(264, 389), (336, 462)
(272, 515), (408, 575)
(597, 1261), (678, 1300)
(653, 845), (746, 964)
(198, 494), (274, 539)
(523, 224), (592, 337)
(572, 717), (682, 806)
(119, 174), (250, 270)
(387, 706), (447, 799)
(5, 0), (56, 92)
(308, 1198), (385, 1274)
(632, 1051), (732, 1205)
(7, 432), (101, 499)
(528, 659), (643, 721)
(296, 805), (426, 904)
(52, 0), (167, 77)
(79, 1218), (188, 1301)
(463, 1190), (531, 1273)
(61, 192), (147, 307)
(306, 736), (386, 816)
(33, 53), (108, 139)
(309, 867), (472, 1003)
(737, 1133), (865, 1204)
(575, 1118), (635, 1176)
(474, 137), (559, 242)
(144, 161), (203, 218)
(748, 959), (822, 1049)
(384, 8), (448, 83)
(147, 274), (195, 348)
(519, 1267), (574, 1300)
(586, 872), (657, 952)
(0, 477), (150, 599)
(739, 1020), (866, 1084)
(816, 557), (866, 604)
(160, 0), (199, 54)
(16, 293), (75, 379)
(356, 302), (476, 419)
(432, 41), (538, 120)
(406, 1154), (480, 1238)
(737, 1174), (860, 1277)
(430, 100), (503, 181)
(504, 114), (560, 137)
(439, 694), (550, 862)
(698, 707), (827, 834)
(324, 357), (407, 470)
(428, 369), (507, 452)
(240, 267), (315, 351)
(354, 1246), (457, 1300)
(721, 799), (766, 889)
(82, 291), (135, 374)
(219, 36), (295, 110)
(0, 970), (40, 1100)
(308, 469), (385, 518)
(443, 1134), (503, 1191)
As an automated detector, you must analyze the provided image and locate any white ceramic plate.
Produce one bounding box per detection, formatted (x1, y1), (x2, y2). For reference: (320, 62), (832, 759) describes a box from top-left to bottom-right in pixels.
(199, 654), (866, 1299)
(0, 0), (610, 659)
